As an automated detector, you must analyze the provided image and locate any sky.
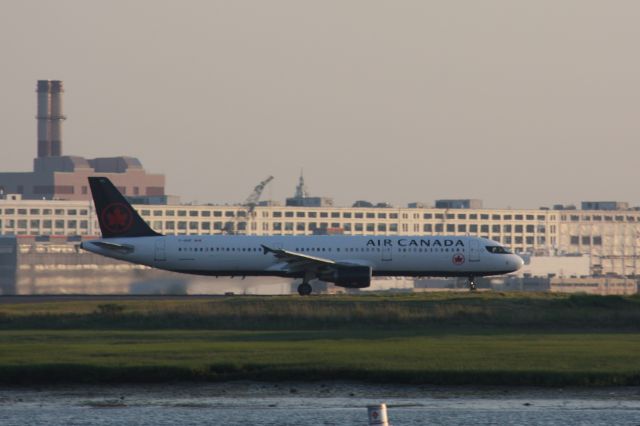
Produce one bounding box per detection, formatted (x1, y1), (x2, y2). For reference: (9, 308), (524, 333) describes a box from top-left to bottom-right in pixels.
(1, 1), (639, 208)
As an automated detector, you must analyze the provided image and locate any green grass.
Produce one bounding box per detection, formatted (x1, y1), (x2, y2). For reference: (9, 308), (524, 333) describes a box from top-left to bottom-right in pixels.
(1, 292), (640, 331)
(1, 293), (640, 386)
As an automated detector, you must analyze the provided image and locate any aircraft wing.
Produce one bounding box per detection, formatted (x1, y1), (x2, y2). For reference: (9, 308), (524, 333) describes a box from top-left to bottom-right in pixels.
(261, 244), (335, 274)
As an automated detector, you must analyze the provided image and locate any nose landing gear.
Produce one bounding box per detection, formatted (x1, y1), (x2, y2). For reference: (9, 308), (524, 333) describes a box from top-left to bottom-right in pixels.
(468, 276), (477, 291)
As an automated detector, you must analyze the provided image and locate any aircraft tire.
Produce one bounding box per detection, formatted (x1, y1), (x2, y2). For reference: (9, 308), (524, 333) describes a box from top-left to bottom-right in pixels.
(298, 283), (312, 296)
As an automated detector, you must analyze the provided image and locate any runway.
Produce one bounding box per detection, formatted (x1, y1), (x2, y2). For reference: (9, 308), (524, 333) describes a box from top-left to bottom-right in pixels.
(0, 294), (239, 304)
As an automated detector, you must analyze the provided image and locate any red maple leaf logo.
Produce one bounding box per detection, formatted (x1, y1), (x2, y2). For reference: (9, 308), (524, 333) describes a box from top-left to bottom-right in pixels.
(102, 203), (133, 233)
(453, 254), (465, 265)
(107, 207), (129, 228)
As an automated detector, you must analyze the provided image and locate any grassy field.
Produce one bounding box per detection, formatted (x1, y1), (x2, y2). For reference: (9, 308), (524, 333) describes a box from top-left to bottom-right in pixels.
(1, 292), (640, 386)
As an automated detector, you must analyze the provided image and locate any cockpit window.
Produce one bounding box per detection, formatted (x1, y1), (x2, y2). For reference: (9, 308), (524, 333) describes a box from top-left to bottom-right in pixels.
(485, 246), (512, 254)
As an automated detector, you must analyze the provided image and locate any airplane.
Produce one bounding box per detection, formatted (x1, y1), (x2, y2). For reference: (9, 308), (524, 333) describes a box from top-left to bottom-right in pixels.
(80, 177), (524, 295)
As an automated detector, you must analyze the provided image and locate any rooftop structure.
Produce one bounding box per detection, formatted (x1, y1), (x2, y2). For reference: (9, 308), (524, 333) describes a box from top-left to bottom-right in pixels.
(435, 199), (483, 209)
(0, 80), (166, 202)
(581, 201), (629, 211)
(285, 171), (333, 207)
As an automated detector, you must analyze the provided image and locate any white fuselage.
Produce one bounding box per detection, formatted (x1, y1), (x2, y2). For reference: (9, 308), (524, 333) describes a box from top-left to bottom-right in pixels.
(81, 235), (523, 279)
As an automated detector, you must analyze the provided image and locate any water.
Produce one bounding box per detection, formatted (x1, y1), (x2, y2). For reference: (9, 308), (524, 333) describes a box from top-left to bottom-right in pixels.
(2, 383), (640, 425)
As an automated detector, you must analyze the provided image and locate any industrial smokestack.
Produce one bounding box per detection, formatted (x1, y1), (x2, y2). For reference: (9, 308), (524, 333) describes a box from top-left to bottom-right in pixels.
(36, 80), (50, 158)
(49, 80), (65, 156)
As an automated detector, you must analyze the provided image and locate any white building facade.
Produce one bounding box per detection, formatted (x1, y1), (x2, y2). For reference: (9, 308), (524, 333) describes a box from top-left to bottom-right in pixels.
(1, 200), (639, 276)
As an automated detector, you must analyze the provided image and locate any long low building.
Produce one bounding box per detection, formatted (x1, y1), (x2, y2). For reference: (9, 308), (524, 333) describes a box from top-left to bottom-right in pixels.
(1, 198), (640, 277)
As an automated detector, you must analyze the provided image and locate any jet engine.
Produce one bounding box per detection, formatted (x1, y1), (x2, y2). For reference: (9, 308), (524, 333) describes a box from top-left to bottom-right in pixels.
(319, 265), (372, 288)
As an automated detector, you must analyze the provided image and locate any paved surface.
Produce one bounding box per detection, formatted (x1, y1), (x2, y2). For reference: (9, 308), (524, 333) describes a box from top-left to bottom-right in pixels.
(0, 294), (244, 304)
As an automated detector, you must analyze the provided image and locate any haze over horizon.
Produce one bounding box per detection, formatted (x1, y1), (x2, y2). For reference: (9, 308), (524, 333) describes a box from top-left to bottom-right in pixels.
(1, 1), (639, 209)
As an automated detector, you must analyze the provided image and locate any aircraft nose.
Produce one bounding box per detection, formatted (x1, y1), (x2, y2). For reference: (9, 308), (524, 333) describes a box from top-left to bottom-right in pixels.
(511, 255), (524, 271)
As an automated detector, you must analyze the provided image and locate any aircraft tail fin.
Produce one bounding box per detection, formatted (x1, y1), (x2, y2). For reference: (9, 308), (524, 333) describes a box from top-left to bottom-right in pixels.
(88, 177), (161, 238)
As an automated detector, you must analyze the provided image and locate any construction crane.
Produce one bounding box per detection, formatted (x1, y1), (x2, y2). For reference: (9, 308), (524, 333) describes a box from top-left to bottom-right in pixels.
(225, 176), (274, 234)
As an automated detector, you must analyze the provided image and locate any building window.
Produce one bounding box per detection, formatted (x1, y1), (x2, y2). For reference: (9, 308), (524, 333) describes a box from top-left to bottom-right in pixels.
(435, 224), (443, 232)
(447, 224), (455, 232)
(458, 224), (467, 232)
(424, 224), (433, 232)
(570, 236), (579, 245)
(424, 213), (432, 219)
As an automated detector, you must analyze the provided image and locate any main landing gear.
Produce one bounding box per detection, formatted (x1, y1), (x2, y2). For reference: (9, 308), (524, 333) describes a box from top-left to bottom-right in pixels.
(468, 276), (477, 291)
(297, 271), (315, 296)
(297, 281), (312, 296)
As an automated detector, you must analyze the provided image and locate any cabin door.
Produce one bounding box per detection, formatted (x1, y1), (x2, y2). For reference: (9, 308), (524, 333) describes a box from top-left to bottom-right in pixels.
(154, 238), (166, 261)
(469, 239), (480, 262)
